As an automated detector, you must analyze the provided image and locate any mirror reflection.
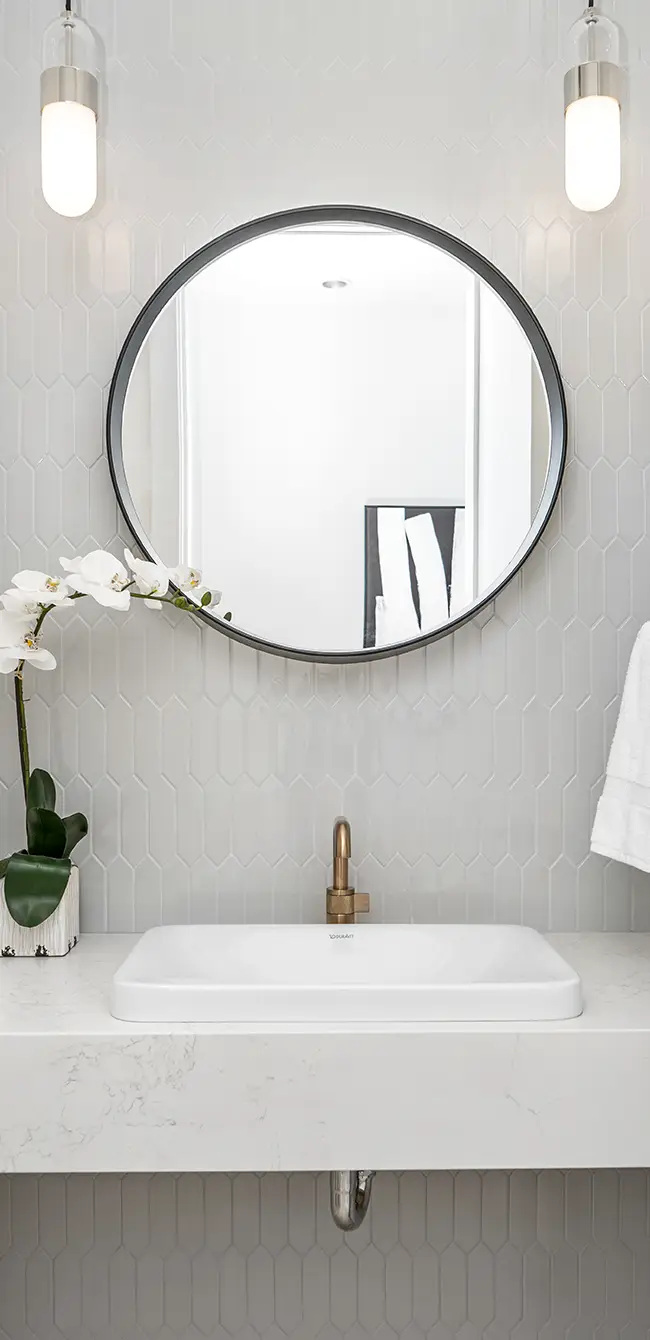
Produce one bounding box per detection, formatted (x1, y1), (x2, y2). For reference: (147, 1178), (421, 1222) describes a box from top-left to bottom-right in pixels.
(120, 222), (551, 656)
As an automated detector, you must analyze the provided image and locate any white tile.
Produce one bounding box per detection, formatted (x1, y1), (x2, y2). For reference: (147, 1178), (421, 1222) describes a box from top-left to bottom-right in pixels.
(1, 0), (648, 958)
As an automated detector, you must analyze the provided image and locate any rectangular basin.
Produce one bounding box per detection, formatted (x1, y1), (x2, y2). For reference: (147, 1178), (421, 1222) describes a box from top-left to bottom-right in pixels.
(111, 924), (582, 1024)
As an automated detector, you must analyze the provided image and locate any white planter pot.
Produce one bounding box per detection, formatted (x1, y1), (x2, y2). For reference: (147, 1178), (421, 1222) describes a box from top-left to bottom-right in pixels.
(0, 866), (79, 958)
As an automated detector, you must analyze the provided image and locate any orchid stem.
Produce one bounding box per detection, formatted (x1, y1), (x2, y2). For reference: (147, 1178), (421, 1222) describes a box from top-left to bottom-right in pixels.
(33, 604), (53, 637)
(12, 603), (53, 809)
(130, 592), (175, 605)
(14, 672), (30, 807)
(129, 591), (196, 608)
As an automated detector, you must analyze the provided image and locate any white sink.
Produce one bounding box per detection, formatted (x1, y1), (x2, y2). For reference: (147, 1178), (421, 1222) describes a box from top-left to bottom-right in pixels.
(111, 924), (582, 1024)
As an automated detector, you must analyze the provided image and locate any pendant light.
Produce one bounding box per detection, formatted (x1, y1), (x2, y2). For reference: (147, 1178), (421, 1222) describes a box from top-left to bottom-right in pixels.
(41, 1), (100, 218)
(564, 0), (623, 212)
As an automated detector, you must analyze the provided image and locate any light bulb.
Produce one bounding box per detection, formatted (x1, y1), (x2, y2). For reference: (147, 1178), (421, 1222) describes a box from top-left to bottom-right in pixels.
(565, 94), (621, 212)
(41, 101), (97, 217)
(564, 4), (623, 213)
(40, 6), (100, 219)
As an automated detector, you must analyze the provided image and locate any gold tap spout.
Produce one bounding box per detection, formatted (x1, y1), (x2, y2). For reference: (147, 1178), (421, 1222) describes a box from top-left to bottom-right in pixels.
(326, 817), (370, 925)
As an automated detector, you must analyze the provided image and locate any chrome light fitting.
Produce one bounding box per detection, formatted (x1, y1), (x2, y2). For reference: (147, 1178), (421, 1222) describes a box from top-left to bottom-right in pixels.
(41, 0), (100, 217)
(564, 0), (623, 212)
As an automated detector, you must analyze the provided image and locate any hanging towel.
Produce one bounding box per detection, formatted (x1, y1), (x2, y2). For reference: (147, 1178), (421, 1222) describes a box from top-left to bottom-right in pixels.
(591, 622), (650, 873)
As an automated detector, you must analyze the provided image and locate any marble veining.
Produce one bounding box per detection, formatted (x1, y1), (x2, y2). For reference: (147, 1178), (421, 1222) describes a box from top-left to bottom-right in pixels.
(1, 933), (650, 1173)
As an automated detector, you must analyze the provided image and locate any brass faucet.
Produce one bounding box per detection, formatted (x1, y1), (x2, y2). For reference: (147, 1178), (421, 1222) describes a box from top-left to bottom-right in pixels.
(326, 817), (370, 924)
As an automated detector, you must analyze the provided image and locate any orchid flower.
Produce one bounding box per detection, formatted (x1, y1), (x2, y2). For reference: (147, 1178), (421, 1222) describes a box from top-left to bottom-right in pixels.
(0, 610), (56, 674)
(170, 564), (221, 608)
(60, 551), (131, 610)
(2, 570), (74, 617)
(124, 550), (170, 609)
(124, 550), (221, 610)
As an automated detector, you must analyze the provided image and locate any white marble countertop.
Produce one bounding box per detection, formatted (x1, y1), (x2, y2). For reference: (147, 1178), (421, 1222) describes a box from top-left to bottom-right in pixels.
(3, 932), (650, 1034)
(1, 932), (649, 1173)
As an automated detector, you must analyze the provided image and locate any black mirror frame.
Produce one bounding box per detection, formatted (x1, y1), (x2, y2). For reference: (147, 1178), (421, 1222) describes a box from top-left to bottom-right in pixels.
(106, 204), (567, 664)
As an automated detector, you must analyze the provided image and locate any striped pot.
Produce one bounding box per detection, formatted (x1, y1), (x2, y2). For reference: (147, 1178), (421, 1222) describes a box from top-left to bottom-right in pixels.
(0, 866), (79, 957)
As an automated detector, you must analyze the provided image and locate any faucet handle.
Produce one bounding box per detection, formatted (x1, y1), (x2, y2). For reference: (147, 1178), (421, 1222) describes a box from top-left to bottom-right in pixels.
(325, 889), (370, 919)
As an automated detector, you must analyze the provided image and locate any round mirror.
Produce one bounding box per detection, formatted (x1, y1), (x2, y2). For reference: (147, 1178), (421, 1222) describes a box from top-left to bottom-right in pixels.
(107, 206), (566, 663)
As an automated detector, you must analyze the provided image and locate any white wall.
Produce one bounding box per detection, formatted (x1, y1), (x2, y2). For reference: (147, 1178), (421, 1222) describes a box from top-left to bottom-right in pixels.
(1, 0), (648, 935)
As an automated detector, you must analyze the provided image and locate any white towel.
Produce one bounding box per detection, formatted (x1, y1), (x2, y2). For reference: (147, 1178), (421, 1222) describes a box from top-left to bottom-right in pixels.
(591, 622), (650, 873)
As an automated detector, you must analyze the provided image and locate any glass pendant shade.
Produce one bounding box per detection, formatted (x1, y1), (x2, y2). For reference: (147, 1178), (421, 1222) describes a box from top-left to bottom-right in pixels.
(41, 6), (100, 218)
(564, 4), (623, 212)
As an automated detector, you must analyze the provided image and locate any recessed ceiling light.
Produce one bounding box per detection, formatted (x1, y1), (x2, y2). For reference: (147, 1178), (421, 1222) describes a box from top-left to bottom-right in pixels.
(322, 279), (350, 290)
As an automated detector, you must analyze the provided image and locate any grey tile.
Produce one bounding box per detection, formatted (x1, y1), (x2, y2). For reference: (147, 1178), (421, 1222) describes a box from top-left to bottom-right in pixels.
(108, 1244), (137, 1333)
(24, 1248), (54, 1338)
(246, 1246), (275, 1333)
(0, 1252), (31, 1340)
(191, 1248), (220, 1337)
(273, 1246), (302, 1334)
(218, 1246), (247, 1335)
(330, 1246), (358, 1332)
(439, 1243), (468, 1331)
(2, 1171), (650, 1338)
(302, 1244), (331, 1332)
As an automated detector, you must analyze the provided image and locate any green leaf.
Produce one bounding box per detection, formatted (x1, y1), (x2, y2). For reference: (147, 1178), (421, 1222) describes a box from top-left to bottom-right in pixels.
(4, 853), (71, 928)
(62, 812), (88, 859)
(0, 857), (9, 881)
(26, 807), (67, 859)
(27, 769), (57, 812)
(200, 591), (212, 607)
(224, 611), (233, 622)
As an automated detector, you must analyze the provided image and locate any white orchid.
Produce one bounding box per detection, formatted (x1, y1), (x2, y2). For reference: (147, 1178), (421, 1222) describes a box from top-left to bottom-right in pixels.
(2, 570), (74, 618)
(0, 610), (56, 674)
(171, 564), (203, 593)
(60, 550), (131, 611)
(170, 564), (221, 608)
(124, 549), (170, 609)
(124, 550), (221, 610)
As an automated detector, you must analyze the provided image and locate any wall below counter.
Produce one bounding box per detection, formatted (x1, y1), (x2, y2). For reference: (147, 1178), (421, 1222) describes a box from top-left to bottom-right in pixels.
(1, 1170), (648, 1340)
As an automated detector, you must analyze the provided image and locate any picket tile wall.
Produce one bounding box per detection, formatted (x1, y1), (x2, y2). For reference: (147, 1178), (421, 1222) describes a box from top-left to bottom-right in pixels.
(1, 1172), (649, 1340)
(0, 0), (649, 928)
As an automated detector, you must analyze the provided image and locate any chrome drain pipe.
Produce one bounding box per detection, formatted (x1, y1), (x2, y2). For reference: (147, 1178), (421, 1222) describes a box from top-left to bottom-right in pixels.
(330, 1170), (375, 1231)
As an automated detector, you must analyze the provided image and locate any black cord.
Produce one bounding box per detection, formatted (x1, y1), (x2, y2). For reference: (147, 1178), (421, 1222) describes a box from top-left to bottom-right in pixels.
(65, 0), (72, 11)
